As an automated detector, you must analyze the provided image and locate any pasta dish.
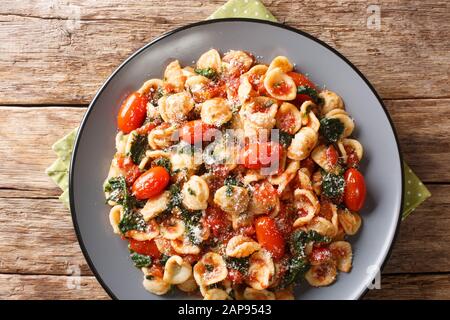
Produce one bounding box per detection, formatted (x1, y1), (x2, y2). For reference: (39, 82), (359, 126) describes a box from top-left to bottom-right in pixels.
(104, 49), (367, 300)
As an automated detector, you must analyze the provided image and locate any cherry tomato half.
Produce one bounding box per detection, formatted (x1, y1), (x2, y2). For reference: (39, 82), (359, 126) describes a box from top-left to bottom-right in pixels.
(344, 168), (367, 211)
(117, 92), (148, 133)
(132, 166), (170, 200)
(255, 216), (285, 260)
(241, 141), (282, 170)
(128, 239), (161, 258)
(179, 120), (214, 145)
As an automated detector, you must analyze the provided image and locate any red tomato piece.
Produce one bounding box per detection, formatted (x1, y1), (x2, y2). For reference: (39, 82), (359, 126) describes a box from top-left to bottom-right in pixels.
(132, 166), (170, 200)
(287, 71), (317, 104)
(255, 216), (285, 260)
(116, 155), (142, 185)
(326, 145), (339, 167)
(128, 239), (161, 258)
(117, 92), (148, 133)
(227, 269), (244, 284)
(241, 141), (282, 170)
(344, 168), (367, 211)
(205, 206), (229, 238)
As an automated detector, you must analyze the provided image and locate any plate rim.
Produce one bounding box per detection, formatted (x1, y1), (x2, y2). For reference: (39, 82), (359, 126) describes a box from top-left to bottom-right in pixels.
(69, 18), (404, 300)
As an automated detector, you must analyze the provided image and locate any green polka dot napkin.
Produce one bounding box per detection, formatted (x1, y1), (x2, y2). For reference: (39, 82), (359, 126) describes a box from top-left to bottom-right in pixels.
(46, 0), (430, 219)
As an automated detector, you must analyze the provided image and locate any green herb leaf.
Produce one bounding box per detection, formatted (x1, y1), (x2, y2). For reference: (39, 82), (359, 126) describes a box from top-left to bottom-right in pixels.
(279, 131), (294, 148)
(152, 157), (172, 173)
(225, 257), (250, 275)
(130, 253), (152, 268)
(119, 209), (147, 234)
(129, 133), (148, 164)
(322, 172), (345, 200)
(319, 117), (344, 144)
(297, 86), (323, 105)
(194, 68), (218, 80)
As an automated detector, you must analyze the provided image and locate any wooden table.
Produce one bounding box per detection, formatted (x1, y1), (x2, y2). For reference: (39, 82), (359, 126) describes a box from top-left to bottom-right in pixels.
(0, 0), (449, 300)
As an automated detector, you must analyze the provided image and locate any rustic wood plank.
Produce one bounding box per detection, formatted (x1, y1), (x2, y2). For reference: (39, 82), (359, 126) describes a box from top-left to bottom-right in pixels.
(0, 185), (448, 276)
(0, 0), (448, 104)
(0, 273), (448, 300)
(0, 274), (109, 300)
(364, 273), (450, 300)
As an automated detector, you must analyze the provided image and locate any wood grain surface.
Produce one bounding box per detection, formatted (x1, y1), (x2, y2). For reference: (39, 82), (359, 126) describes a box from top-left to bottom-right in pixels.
(0, 0), (449, 300)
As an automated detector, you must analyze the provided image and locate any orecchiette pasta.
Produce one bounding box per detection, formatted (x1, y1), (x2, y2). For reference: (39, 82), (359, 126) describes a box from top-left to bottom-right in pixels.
(201, 98), (233, 127)
(158, 91), (194, 123)
(193, 252), (228, 286)
(163, 255), (192, 284)
(181, 175), (210, 210)
(213, 185), (250, 214)
(226, 235), (261, 258)
(105, 51), (367, 299)
(288, 127), (318, 160)
(246, 250), (275, 290)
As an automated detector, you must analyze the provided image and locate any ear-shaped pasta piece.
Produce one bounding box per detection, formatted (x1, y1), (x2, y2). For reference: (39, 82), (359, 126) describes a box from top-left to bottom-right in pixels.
(170, 150), (199, 177)
(137, 78), (164, 96)
(246, 250), (275, 290)
(267, 56), (294, 73)
(115, 131), (128, 154)
(248, 181), (280, 216)
(213, 185), (250, 214)
(163, 255), (192, 284)
(297, 170), (313, 190)
(177, 275), (198, 293)
(287, 127), (318, 160)
(300, 101), (316, 125)
(264, 67), (297, 101)
(171, 238), (201, 255)
(268, 160), (300, 195)
(196, 49), (222, 72)
(182, 66), (197, 78)
(275, 102), (302, 134)
(243, 169), (266, 185)
(293, 189), (320, 227)
(160, 218), (185, 240)
(319, 90), (345, 115)
(306, 216), (337, 238)
(164, 60), (186, 92)
(243, 287), (276, 300)
(148, 124), (176, 150)
(154, 237), (174, 256)
(222, 50), (254, 74)
(226, 235), (261, 258)
(193, 252), (228, 286)
(142, 275), (171, 295)
(338, 209), (362, 235)
(325, 110), (354, 138)
(140, 190), (170, 221)
(304, 263), (337, 287)
(104, 162), (122, 203)
(138, 150), (171, 170)
(240, 97), (278, 131)
(338, 138), (364, 163)
(329, 241), (353, 272)
(109, 205), (123, 234)
(124, 130), (141, 155)
(275, 288), (295, 300)
(158, 91), (194, 123)
(182, 175), (210, 210)
(306, 110), (320, 132)
(185, 75), (213, 103)
(203, 288), (231, 300)
(238, 75), (256, 104)
(311, 144), (332, 172)
(201, 98), (233, 127)
(312, 170), (323, 195)
(126, 220), (160, 241)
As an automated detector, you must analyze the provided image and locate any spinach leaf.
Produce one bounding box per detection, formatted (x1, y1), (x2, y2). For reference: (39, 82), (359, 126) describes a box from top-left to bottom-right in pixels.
(194, 68), (218, 80)
(319, 117), (344, 144)
(297, 86), (323, 105)
(118, 209), (147, 234)
(225, 257), (250, 275)
(159, 254), (170, 266)
(224, 175), (243, 197)
(322, 172), (345, 200)
(130, 252), (152, 268)
(129, 133), (148, 164)
(279, 131), (294, 148)
(280, 255), (310, 288)
(152, 157), (172, 173)
(104, 176), (128, 204)
(180, 208), (203, 245)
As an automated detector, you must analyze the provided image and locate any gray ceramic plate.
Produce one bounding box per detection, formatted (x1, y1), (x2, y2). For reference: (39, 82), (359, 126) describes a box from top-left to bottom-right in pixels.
(70, 18), (403, 300)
